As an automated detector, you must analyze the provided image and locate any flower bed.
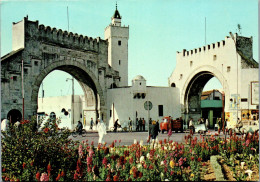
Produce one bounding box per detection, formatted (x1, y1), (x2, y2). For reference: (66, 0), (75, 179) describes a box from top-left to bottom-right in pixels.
(2, 118), (259, 181)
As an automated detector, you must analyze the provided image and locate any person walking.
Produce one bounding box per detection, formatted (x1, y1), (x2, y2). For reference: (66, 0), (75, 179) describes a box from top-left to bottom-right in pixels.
(151, 121), (160, 140)
(97, 118), (107, 144)
(90, 118), (94, 130)
(128, 117), (132, 132)
(142, 118), (145, 131)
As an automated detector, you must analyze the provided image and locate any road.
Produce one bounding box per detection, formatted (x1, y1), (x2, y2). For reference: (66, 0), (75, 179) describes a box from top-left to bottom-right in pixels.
(69, 129), (221, 147)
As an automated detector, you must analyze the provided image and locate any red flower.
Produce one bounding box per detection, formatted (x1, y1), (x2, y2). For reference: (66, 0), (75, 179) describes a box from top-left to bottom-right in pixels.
(139, 172), (143, 178)
(102, 157), (108, 166)
(164, 139), (167, 144)
(36, 172), (40, 181)
(44, 128), (49, 133)
(47, 163), (51, 175)
(22, 162), (26, 169)
(113, 175), (119, 181)
(61, 171), (65, 177)
(74, 172), (78, 180)
(197, 157), (202, 162)
(119, 140), (121, 143)
(56, 173), (61, 181)
(129, 157), (133, 164)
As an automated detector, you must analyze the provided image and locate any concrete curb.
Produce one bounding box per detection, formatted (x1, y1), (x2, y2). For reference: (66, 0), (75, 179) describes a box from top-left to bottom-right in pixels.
(210, 155), (226, 181)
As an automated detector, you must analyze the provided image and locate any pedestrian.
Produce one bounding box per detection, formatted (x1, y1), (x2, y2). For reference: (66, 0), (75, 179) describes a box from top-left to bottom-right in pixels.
(14, 120), (21, 132)
(76, 120), (83, 135)
(217, 118), (222, 130)
(90, 118), (94, 130)
(136, 118), (139, 131)
(1, 119), (9, 132)
(236, 118), (243, 132)
(128, 117), (132, 132)
(205, 119), (209, 130)
(142, 118), (145, 131)
(189, 118), (194, 135)
(151, 121), (160, 140)
(179, 117), (184, 132)
(114, 119), (119, 132)
(138, 118), (142, 132)
(97, 118), (107, 144)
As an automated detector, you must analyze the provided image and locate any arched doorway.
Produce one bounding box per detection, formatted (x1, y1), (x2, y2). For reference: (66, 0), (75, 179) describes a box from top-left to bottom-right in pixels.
(7, 109), (22, 123)
(183, 70), (227, 128)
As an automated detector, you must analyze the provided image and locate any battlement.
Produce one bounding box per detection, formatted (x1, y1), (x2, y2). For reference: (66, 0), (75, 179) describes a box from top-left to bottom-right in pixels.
(16, 17), (108, 52)
(37, 24), (107, 51)
(177, 36), (232, 57)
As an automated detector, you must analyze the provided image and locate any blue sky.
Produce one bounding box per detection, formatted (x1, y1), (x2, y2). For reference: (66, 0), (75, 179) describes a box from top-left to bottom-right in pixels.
(1, 0), (258, 97)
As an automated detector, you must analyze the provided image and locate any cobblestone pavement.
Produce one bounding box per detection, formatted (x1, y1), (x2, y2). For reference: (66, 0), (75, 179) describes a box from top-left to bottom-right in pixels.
(69, 129), (222, 147)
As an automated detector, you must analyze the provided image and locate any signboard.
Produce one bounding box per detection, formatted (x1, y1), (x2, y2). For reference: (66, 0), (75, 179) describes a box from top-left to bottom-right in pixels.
(144, 101), (153, 111)
(251, 81), (259, 105)
(229, 94), (240, 110)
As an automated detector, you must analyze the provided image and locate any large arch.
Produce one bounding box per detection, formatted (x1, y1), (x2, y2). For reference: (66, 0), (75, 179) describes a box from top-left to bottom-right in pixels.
(181, 65), (230, 122)
(31, 59), (107, 123)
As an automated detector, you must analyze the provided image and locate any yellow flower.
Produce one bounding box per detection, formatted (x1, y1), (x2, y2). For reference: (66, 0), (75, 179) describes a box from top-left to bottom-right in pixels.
(130, 169), (133, 175)
(190, 173), (194, 178)
(170, 160), (175, 168)
(177, 171), (181, 175)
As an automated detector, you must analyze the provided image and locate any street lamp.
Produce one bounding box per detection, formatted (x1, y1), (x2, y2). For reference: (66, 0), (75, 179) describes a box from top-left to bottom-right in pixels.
(66, 78), (74, 126)
(229, 32), (239, 125)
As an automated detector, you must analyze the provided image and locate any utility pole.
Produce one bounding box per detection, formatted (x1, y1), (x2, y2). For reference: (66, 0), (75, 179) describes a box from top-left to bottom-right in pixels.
(22, 60), (24, 121)
(66, 78), (74, 127)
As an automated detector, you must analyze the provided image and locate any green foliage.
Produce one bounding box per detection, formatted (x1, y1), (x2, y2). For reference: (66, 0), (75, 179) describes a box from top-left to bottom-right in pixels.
(2, 116), (78, 181)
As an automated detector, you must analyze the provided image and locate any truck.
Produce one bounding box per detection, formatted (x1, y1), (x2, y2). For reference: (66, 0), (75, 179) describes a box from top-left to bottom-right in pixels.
(160, 116), (183, 133)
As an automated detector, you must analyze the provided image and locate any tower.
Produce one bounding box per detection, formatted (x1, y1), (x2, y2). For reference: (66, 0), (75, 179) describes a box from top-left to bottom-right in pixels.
(105, 4), (129, 87)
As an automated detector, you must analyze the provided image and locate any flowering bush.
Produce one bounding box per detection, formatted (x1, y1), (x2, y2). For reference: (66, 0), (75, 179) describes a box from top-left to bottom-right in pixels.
(2, 117), (78, 181)
(2, 117), (259, 181)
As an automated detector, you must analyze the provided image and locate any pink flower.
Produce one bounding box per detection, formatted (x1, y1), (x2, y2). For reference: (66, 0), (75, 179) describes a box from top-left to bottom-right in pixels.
(89, 149), (94, 157)
(102, 157), (108, 166)
(78, 144), (83, 157)
(40, 173), (49, 181)
(246, 139), (250, 147)
(178, 157), (183, 166)
(168, 129), (172, 137)
(87, 156), (92, 165)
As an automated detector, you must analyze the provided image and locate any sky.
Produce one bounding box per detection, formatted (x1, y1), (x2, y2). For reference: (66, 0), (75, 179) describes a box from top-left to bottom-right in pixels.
(1, 0), (258, 97)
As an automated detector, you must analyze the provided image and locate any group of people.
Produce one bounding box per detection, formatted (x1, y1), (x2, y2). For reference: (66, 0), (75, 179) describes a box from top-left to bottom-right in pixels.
(136, 118), (146, 132)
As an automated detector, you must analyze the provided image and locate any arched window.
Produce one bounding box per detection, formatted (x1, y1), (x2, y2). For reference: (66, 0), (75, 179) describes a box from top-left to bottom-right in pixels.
(171, 83), (176, 87)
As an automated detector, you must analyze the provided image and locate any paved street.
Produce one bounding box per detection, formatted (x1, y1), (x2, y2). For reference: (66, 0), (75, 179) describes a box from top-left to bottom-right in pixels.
(69, 129), (222, 147)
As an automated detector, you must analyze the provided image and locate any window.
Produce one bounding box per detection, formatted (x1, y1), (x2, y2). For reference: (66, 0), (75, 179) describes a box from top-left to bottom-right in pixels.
(13, 76), (17, 81)
(110, 110), (112, 117)
(139, 82), (142, 85)
(227, 66), (231, 72)
(24, 68), (28, 74)
(34, 61), (38, 66)
(158, 105), (163, 117)
(119, 60), (121, 65)
(118, 40), (121, 46)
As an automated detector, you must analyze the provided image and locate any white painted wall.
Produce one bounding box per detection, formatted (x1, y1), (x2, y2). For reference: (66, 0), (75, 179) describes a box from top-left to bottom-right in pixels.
(106, 76), (181, 130)
(169, 33), (258, 127)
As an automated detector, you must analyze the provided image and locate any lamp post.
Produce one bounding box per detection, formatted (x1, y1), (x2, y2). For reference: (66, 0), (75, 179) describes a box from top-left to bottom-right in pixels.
(229, 32), (239, 125)
(66, 78), (74, 127)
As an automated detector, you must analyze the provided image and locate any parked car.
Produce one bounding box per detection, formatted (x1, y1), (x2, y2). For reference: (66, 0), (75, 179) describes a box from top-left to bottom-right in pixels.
(160, 116), (183, 133)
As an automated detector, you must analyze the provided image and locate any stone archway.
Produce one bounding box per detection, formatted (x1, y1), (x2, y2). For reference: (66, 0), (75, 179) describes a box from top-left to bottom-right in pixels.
(181, 65), (230, 122)
(31, 59), (107, 123)
(7, 109), (22, 123)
